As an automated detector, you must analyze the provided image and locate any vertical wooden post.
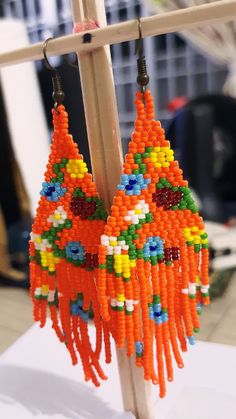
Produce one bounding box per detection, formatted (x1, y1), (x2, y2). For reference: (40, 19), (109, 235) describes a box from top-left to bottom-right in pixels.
(70, 0), (123, 208)
(70, 1), (154, 418)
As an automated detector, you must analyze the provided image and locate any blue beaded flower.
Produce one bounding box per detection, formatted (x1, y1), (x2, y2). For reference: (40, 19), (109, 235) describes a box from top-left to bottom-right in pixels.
(153, 303), (162, 324)
(40, 182), (67, 202)
(143, 236), (164, 258)
(117, 174), (150, 196)
(70, 297), (89, 321)
(65, 241), (85, 261)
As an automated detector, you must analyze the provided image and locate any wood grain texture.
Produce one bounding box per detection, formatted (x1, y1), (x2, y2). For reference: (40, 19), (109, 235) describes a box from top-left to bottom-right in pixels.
(1, 1), (236, 67)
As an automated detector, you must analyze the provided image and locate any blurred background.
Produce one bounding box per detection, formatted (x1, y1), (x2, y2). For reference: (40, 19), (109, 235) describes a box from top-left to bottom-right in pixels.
(0, 0), (236, 357)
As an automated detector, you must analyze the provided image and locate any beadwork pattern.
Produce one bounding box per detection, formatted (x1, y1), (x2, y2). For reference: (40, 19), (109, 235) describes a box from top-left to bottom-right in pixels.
(29, 105), (109, 386)
(30, 90), (209, 397)
(98, 90), (210, 397)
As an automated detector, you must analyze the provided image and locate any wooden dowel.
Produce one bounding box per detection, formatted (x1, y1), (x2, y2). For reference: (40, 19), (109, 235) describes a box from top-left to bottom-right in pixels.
(71, 0), (122, 209)
(0, 0), (236, 67)
(71, 1), (154, 417)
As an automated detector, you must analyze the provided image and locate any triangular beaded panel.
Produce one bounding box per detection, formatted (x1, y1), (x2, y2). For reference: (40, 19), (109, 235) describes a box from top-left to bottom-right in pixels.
(29, 105), (110, 386)
(98, 90), (210, 397)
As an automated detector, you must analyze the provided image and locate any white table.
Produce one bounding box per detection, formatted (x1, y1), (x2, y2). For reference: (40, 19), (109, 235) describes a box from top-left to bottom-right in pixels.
(0, 322), (236, 419)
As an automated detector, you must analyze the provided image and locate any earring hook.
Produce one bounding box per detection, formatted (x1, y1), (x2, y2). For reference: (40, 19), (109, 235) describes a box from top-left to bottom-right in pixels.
(43, 37), (65, 110)
(135, 18), (149, 94)
(43, 38), (56, 72)
(138, 16), (142, 39)
(135, 17), (143, 57)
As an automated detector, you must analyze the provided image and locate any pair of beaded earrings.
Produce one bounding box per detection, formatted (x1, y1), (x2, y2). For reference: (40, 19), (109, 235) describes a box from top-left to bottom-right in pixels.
(29, 35), (209, 397)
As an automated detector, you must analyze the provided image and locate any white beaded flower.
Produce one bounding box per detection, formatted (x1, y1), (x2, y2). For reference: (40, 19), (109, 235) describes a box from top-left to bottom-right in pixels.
(126, 200), (150, 224)
(30, 232), (52, 251)
(47, 206), (67, 227)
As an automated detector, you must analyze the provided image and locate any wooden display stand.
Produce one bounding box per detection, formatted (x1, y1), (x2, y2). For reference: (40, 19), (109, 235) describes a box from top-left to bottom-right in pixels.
(1, 0), (236, 417)
(70, 1), (152, 418)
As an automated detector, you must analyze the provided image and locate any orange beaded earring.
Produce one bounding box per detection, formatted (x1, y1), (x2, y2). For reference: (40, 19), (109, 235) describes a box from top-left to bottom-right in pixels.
(30, 30), (209, 397)
(97, 21), (210, 397)
(29, 39), (110, 386)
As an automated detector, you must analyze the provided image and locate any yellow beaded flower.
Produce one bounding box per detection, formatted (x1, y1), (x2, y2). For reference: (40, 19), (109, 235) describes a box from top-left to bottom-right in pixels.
(66, 159), (88, 179)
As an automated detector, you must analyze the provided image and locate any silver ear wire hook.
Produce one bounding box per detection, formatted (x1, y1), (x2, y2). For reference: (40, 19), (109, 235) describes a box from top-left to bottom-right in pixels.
(43, 37), (65, 111)
(135, 18), (149, 94)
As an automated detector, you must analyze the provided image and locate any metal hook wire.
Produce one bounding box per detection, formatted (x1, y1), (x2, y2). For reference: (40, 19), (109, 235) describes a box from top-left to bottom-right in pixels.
(135, 17), (143, 57)
(43, 38), (56, 72)
(135, 18), (149, 93)
(138, 16), (142, 39)
(63, 54), (79, 70)
(44, 38), (79, 71)
(43, 37), (65, 110)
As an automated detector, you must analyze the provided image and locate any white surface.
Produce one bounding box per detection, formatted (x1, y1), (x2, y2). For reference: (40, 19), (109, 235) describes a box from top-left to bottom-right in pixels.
(0, 322), (236, 419)
(0, 19), (49, 214)
(153, 341), (236, 419)
(0, 323), (134, 419)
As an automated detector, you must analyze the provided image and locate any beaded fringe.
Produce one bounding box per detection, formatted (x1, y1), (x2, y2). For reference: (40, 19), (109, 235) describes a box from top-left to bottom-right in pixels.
(97, 90), (209, 397)
(29, 105), (108, 386)
(30, 91), (209, 397)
